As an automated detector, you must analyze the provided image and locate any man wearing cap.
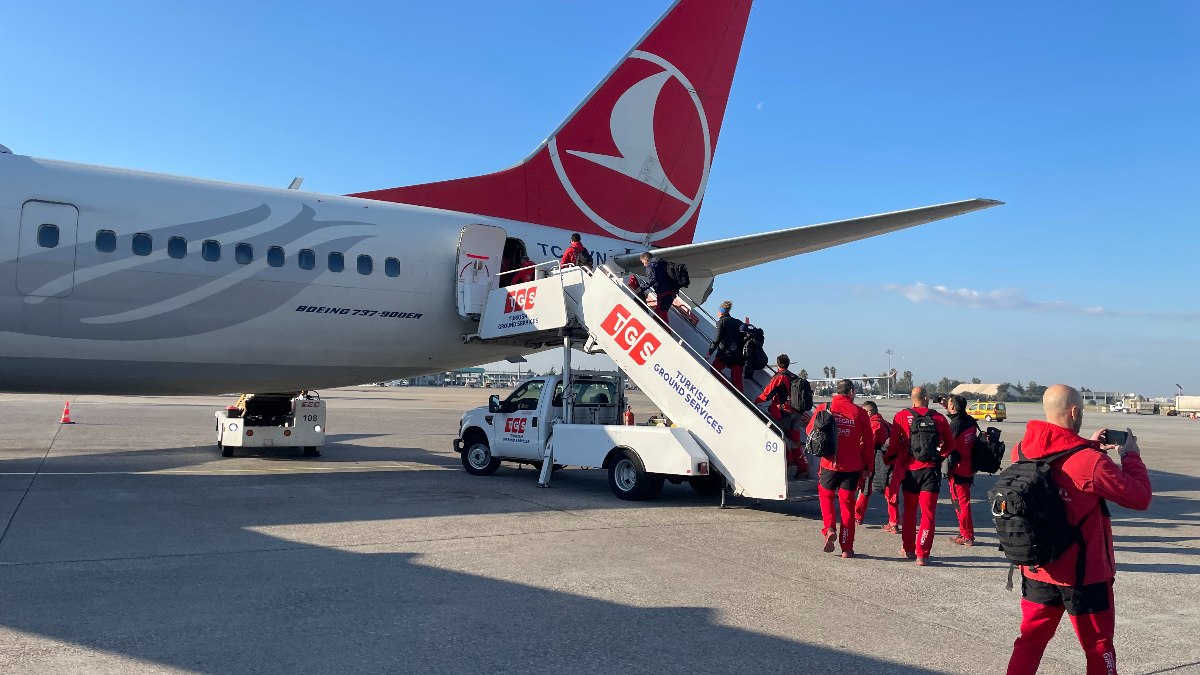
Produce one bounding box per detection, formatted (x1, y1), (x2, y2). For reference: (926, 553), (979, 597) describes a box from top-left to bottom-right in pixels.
(707, 300), (745, 393)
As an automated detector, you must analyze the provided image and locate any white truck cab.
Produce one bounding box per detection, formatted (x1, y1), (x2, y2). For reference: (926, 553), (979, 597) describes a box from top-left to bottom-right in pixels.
(454, 372), (718, 500)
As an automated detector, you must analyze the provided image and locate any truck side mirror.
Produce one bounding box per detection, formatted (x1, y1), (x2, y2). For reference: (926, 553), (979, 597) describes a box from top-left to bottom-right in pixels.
(488, 395), (501, 413)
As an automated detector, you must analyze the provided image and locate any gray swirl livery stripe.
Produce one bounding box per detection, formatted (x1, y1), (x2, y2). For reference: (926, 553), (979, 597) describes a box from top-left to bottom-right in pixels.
(1, 205), (378, 340)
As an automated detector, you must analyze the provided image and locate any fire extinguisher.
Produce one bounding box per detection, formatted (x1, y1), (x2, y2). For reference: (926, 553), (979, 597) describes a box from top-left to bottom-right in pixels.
(623, 406), (635, 426)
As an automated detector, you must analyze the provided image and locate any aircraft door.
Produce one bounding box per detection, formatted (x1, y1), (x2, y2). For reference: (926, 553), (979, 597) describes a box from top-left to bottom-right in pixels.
(455, 223), (507, 319)
(17, 201), (80, 297)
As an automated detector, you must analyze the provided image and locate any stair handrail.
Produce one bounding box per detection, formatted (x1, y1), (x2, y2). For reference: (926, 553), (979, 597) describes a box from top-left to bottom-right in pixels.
(594, 264), (781, 435)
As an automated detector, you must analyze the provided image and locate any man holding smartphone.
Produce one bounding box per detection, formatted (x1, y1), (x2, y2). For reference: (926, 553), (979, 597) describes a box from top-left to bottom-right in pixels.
(1006, 384), (1152, 675)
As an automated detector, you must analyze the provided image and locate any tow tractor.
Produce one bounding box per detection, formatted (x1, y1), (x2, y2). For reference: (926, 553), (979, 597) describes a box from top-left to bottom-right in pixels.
(215, 392), (326, 457)
(455, 371), (719, 500)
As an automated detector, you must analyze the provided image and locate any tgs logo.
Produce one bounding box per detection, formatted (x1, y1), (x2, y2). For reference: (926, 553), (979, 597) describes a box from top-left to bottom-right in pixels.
(504, 287), (537, 314)
(504, 417), (527, 434)
(599, 304), (661, 366)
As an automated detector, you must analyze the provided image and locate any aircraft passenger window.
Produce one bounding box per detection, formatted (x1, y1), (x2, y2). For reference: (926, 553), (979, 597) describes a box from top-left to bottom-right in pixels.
(235, 243), (253, 265)
(298, 248), (315, 270)
(96, 230), (116, 253)
(202, 239), (221, 262)
(357, 254), (373, 275)
(328, 252), (344, 273)
(37, 224), (60, 248)
(168, 236), (187, 259)
(267, 246), (285, 268)
(384, 257), (400, 277)
(132, 233), (153, 256)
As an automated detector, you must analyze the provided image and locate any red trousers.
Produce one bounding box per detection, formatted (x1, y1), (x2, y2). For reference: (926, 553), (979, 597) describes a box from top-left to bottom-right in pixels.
(1007, 581), (1117, 675)
(783, 427), (808, 475)
(949, 478), (974, 539)
(901, 489), (939, 558)
(818, 470), (857, 552)
(885, 467), (902, 525)
(854, 489), (870, 523)
(711, 356), (744, 393)
(652, 291), (676, 323)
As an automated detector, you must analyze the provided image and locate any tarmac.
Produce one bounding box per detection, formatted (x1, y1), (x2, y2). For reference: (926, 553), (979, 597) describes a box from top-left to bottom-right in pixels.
(0, 386), (1196, 674)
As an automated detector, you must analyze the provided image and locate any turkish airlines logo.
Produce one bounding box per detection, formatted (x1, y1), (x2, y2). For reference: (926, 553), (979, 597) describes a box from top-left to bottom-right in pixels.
(504, 287), (536, 314)
(599, 304), (661, 366)
(548, 50), (712, 243)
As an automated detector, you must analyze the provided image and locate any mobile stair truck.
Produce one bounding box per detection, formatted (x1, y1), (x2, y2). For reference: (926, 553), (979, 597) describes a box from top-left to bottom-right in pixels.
(453, 256), (815, 504)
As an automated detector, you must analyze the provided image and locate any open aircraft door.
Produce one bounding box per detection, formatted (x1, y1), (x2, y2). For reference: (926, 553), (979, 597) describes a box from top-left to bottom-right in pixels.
(455, 223), (507, 320)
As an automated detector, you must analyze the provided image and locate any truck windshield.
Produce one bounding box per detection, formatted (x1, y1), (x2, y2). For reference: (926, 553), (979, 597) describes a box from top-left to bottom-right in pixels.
(505, 381), (545, 411)
(553, 380), (618, 406)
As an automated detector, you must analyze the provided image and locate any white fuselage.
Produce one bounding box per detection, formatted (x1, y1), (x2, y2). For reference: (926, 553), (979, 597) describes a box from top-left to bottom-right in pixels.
(0, 153), (644, 394)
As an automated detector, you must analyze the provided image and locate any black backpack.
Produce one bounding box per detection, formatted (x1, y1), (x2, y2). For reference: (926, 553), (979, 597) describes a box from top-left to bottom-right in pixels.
(665, 261), (690, 288)
(907, 409), (941, 462)
(575, 248), (594, 268)
(988, 444), (1095, 588)
(742, 326), (767, 371)
(788, 375), (813, 413)
(804, 403), (838, 459)
(716, 317), (745, 362)
(972, 426), (1005, 474)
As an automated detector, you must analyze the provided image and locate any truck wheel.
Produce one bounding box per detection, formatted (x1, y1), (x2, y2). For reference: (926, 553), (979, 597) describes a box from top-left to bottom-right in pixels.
(608, 449), (660, 501)
(688, 473), (723, 497)
(219, 441), (234, 458)
(462, 440), (501, 476)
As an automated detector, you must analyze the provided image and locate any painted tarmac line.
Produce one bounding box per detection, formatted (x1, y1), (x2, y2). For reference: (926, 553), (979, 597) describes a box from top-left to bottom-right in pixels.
(0, 464), (453, 476)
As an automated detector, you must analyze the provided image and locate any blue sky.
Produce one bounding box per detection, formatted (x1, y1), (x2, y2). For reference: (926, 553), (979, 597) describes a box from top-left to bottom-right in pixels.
(2, 1), (1197, 395)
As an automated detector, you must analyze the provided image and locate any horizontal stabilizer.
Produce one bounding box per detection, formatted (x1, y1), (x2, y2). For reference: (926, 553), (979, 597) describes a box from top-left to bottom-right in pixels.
(612, 198), (1003, 277)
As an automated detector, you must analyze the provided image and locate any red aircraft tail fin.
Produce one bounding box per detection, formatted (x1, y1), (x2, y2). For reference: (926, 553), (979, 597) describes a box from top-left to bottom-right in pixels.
(349, 0), (752, 247)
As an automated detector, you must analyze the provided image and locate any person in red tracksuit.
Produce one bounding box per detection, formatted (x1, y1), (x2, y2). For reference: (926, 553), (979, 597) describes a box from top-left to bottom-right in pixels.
(880, 412), (905, 534)
(806, 379), (872, 558)
(942, 395), (977, 545)
(890, 386), (955, 565)
(853, 400), (890, 524)
(754, 354), (810, 480)
(560, 233), (588, 267)
(508, 256), (535, 286)
(1006, 385), (1151, 675)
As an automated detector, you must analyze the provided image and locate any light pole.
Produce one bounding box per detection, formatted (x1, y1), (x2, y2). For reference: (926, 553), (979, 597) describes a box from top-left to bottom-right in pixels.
(886, 349), (894, 400)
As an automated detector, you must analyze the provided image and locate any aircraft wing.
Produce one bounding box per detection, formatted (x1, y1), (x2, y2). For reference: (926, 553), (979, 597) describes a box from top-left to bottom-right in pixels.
(611, 199), (1002, 288)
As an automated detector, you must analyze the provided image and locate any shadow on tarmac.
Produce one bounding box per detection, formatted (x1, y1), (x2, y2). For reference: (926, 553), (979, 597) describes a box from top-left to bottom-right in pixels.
(0, 446), (956, 673)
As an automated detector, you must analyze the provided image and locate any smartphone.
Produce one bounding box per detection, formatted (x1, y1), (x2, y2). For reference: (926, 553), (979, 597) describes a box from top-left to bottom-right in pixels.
(1104, 429), (1128, 445)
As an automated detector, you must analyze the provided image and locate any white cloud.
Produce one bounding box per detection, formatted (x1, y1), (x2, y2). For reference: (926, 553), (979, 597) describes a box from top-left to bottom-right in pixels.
(755, 101), (764, 111)
(882, 282), (1200, 322)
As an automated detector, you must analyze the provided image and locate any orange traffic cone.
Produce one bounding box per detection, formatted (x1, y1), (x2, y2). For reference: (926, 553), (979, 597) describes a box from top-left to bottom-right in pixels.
(59, 401), (74, 424)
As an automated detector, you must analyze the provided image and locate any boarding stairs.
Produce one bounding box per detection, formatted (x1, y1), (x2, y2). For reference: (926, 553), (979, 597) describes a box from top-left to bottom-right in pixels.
(471, 262), (814, 501)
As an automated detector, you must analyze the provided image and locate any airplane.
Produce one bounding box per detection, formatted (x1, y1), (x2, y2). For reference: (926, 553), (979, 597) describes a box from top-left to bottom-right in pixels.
(0, 0), (999, 396)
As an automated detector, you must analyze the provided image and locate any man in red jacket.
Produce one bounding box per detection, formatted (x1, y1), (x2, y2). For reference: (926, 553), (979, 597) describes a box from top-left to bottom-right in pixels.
(807, 379), (872, 558)
(890, 386), (955, 565)
(942, 395), (977, 545)
(754, 354), (810, 479)
(560, 233), (588, 267)
(1006, 384), (1151, 675)
(853, 400), (891, 524)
